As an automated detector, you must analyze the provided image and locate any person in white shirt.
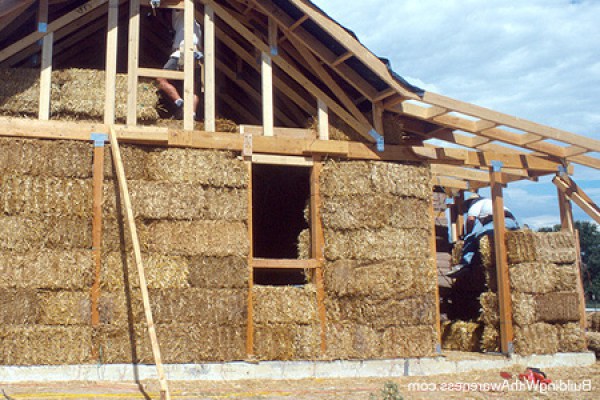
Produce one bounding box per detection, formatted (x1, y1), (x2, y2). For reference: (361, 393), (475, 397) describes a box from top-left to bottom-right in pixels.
(156, 9), (203, 120)
(447, 193), (519, 277)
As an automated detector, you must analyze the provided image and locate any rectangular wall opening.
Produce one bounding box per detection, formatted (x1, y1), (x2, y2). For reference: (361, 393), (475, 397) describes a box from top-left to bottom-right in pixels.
(252, 163), (311, 285)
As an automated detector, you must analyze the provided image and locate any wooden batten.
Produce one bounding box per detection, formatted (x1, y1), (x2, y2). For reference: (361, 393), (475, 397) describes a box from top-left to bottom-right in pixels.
(204, 4), (216, 132)
(104, 0), (119, 124)
(310, 158), (327, 353)
(126, 0), (140, 126)
(245, 160), (255, 357)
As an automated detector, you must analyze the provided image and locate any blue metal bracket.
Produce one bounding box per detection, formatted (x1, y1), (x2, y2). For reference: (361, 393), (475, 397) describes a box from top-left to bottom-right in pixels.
(38, 22), (48, 33)
(491, 160), (503, 173)
(558, 165), (569, 177)
(368, 129), (385, 152)
(270, 46), (279, 57)
(90, 133), (108, 147)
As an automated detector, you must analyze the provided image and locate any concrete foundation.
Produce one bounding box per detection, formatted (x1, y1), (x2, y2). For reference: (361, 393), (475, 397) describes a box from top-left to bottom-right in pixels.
(0, 352), (595, 383)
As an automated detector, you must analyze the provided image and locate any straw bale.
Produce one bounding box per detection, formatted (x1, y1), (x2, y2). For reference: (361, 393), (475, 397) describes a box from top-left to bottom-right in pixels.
(93, 323), (245, 363)
(0, 216), (92, 251)
(535, 292), (581, 323)
(145, 220), (249, 257)
(297, 228), (311, 259)
(0, 325), (92, 365)
(325, 323), (382, 359)
(0, 249), (93, 289)
(324, 227), (430, 261)
(188, 256), (248, 288)
(479, 235), (494, 270)
(587, 332), (600, 357)
(0, 137), (93, 178)
(509, 263), (558, 294)
(481, 324), (500, 353)
(99, 288), (246, 325)
(320, 161), (431, 199)
(512, 292), (536, 326)
(37, 291), (91, 325)
(506, 231), (577, 265)
(0, 68), (45, 116)
(514, 323), (559, 355)
(479, 291), (499, 327)
(328, 294), (436, 327)
(451, 241), (464, 266)
(588, 312), (600, 332)
(324, 258), (436, 299)
(381, 325), (436, 358)
(554, 263), (579, 292)
(102, 251), (190, 290)
(57, 69), (159, 122)
(557, 323), (586, 352)
(321, 195), (430, 230)
(0, 175), (92, 218)
(0, 289), (38, 324)
(101, 216), (142, 253)
(103, 144), (149, 180)
(254, 323), (320, 360)
(253, 285), (318, 325)
(146, 148), (247, 188)
(441, 320), (483, 352)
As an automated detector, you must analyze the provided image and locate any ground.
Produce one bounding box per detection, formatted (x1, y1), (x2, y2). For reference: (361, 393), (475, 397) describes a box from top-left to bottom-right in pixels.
(1, 361), (598, 399)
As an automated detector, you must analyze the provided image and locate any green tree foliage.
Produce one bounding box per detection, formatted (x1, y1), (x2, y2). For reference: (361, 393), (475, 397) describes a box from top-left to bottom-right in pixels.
(538, 221), (600, 304)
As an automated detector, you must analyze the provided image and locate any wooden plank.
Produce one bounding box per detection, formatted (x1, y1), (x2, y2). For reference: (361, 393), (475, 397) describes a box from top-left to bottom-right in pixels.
(490, 163), (514, 354)
(104, 0), (119, 124)
(108, 127), (171, 400)
(38, 32), (53, 120)
(204, 4), (216, 131)
(138, 67), (185, 80)
(261, 17), (275, 137)
(372, 102), (384, 135)
(183, 0), (195, 131)
(252, 258), (319, 269)
(317, 99), (329, 140)
(0, 0), (110, 63)
(239, 125), (315, 140)
(310, 159), (327, 353)
(553, 176), (600, 224)
(428, 187), (442, 353)
(90, 142), (105, 350)
(126, 0), (140, 126)
(557, 183), (575, 232)
(252, 154), (314, 167)
(246, 160), (254, 357)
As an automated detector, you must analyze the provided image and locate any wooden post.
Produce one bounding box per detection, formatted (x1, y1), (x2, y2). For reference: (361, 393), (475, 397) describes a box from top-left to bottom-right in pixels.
(38, 31), (53, 120)
(108, 127), (171, 400)
(372, 102), (384, 137)
(104, 0), (119, 124)
(126, 0), (140, 126)
(448, 198), (459, 243)
(557, 177), (575, 232)
(245, 160), (254, 357)
(455, 192), (465, 237)
(490, 161), (514, 354)
(261, 18), (275, 136)
(429, 190), (442, 353)
(183, 0), (195, 131)
(310, 158), (327, 353)
(203, 4), (216, 132)
(574, 229), (587, 330)
(317, 99), (329, 140)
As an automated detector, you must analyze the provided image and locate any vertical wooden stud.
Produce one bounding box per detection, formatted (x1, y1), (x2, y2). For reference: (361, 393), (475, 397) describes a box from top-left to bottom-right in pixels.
(38, 31), (53, 120)
(429, 190), (442, 353)
(261, 18), (275, 136)
(246, 160), (255, 357)
(574, 229), (588, 330)
(126, 0), (140, 126)
(104, 0), (119, 124)
(557, 184), (574, 232)
(455, 192), (465, 237)
(490, 161), (514, 354)
(183, 0), (195, 131)
(108, 127), (171, 400)
(372, 102), (384, 137)
(310, 157), (327, 353)
(204, 4), (216, 132)
(317, 99), (329, 140)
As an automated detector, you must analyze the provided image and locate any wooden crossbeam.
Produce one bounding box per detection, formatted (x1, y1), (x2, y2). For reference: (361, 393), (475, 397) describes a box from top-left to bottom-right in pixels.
(553, 176), (600, 224)
(252, 258), (319, 269)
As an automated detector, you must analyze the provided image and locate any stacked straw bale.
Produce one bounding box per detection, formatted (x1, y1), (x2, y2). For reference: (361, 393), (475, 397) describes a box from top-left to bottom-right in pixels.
(253, 285), (320, 360)
(478, 230), (586, 355)
(588, 312), (600, 332)
(97, 146), (249, 363)
(320, 160), (438, 359)
(0, 68), (159, 122)
(441, 320), (483, 352)
(587, 332), (600, 357)
(0, 138), (95, 365)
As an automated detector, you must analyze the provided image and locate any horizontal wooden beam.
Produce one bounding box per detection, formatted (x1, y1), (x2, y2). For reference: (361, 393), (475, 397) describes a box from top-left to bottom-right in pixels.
(252, 258), (318, 269)
(138, 67), (185, 80)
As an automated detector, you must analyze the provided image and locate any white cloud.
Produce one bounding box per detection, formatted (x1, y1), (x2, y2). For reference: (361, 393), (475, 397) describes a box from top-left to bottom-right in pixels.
(313, 0), (600, 225)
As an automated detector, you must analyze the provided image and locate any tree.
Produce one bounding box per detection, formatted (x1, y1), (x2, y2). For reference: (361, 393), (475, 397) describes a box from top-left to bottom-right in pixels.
(538, 221), (600, 304)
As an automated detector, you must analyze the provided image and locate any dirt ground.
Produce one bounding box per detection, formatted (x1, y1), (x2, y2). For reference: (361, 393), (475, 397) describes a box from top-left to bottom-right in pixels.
(1, 361), (598, 400)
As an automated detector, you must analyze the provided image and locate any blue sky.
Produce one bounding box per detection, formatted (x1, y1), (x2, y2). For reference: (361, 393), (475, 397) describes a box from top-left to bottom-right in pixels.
(312, 0), (600, 229)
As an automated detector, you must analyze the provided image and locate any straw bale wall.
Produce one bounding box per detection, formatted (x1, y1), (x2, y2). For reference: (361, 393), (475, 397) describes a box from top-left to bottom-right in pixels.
(0, 68), (159, 122)
(477, 230), (586, 355)
(320, 160), (438, 359)
(441, 320), (483, 352)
